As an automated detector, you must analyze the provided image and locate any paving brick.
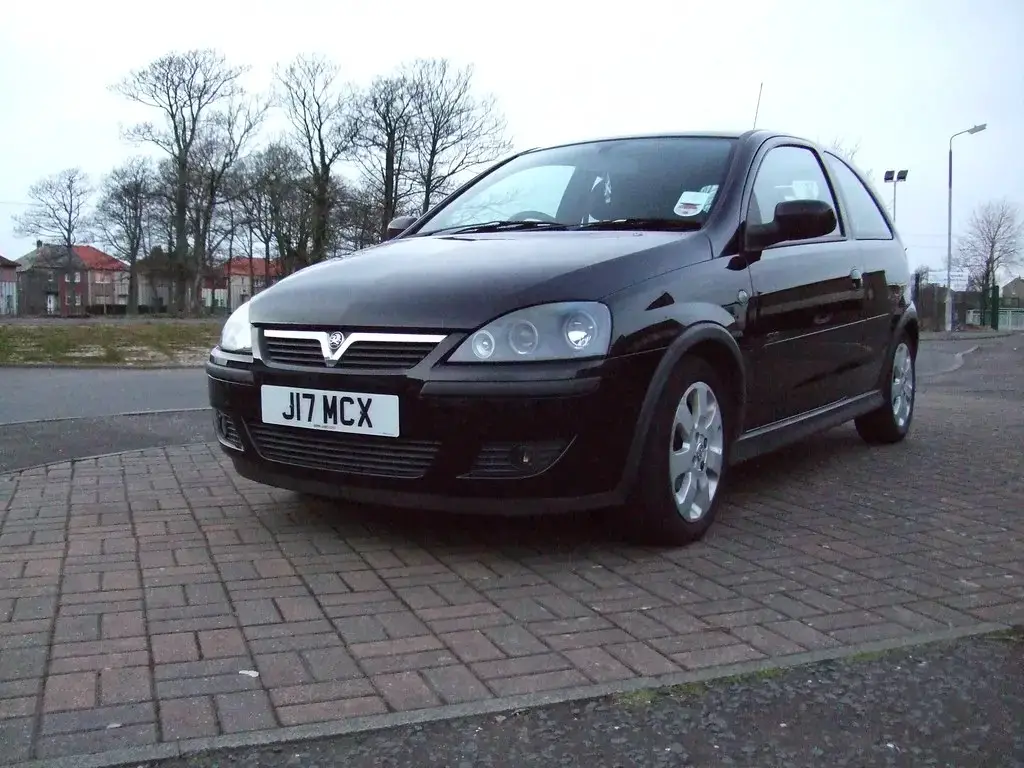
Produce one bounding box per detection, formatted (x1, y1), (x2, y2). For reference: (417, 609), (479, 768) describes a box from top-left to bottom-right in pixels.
(152, 632), (199, 664)
(41, 702), (154, 735)
(277, 696), (387, 726)
(156, 673), (261, 699)
(50, 651), (150, 674)
(35, 723), (158, 760)
(359, 649), (459, 676)
(198, 627), (248, 658)
(545, 628), (635, 651)
(422, 664), (491, 704)
(671, 643), (766, 670)
(471, 653), (570, 680)
(440, 629), (505, 663)
(155, 657), (252, 681)
(53, 614), (99, 643)
(43, 672), (96, 712)
(159, 695), (218, 739)
(215, 689), (277, 732)
(99, 666), (152, 705)
(563, 647), (634, 682)
(0, 717), (37, 762)
(372, 671), (441, 710)
(0, 696), (36, 719)
(730, 624), (807, 655)
(303, 647), (362, 680)
(102, 610), (145, 639)
(254, 652), (311, 687)
(269, 678), (377, 707)
(605, 642), (681, 676)
(487, 669), (589, 697)
(349, 635), (444, 659)
(763, 620), (841, 650)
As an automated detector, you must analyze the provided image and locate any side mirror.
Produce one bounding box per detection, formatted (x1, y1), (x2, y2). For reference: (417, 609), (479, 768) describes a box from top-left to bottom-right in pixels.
(384, 215), (417, 241)
(746, 199), (837, 251)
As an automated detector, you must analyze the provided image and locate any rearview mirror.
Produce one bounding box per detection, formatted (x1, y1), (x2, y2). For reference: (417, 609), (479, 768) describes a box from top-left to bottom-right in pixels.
(746, 199), (837, 251)
(384, 215), (417, 241)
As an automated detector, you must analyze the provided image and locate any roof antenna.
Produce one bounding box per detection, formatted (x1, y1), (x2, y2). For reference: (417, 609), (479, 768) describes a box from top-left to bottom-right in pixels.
(752, 82), (763, 129)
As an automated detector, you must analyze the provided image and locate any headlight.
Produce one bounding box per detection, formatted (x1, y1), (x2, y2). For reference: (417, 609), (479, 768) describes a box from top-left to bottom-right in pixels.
(448, 302), (612, 363)
(219, 301), (252, 353)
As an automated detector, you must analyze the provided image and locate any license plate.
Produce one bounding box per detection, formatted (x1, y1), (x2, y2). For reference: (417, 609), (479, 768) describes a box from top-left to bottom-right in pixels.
(260, 385), (400, 437)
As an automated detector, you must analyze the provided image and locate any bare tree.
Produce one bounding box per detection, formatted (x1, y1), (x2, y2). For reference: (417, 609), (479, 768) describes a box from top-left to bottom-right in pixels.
(276, 54), (357, 263)
(13, 167), (93, 315)
(353, 74), (419, 239)
(13, 167), (92, 249)
(405, 59), (511, 215)
(827, 138), (879, 190)
(186, 97), (266, 312)
(112, 49), (248, 312)
(92, 157), (155, 313)
(956, 199), (1023, 292)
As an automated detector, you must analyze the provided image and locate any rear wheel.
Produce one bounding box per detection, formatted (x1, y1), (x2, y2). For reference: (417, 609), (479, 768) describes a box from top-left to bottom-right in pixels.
(855, 333), (916, 445)
(627, 356), (732, 546)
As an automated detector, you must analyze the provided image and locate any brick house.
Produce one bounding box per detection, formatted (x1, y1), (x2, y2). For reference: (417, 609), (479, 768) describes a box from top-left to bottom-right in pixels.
(0, 254), (17, 315)
(75, 245), (130, 312)
(15, 241), (125, 316)
(203, 257), (280, 312)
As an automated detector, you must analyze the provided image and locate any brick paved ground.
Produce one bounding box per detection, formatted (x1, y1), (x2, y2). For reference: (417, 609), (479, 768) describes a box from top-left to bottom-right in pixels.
(1, 389), (1022, 765)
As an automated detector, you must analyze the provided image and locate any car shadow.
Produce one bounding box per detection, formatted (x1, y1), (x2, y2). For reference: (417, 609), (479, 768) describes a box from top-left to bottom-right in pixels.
(259, 424), (875, 556)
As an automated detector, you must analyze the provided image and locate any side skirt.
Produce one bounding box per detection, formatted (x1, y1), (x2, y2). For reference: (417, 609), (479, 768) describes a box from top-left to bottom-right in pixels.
(730, 391), (885, 465)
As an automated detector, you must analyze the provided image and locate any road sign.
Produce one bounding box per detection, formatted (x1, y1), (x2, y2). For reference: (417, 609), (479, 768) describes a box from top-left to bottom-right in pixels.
(928, 268), (970, 292)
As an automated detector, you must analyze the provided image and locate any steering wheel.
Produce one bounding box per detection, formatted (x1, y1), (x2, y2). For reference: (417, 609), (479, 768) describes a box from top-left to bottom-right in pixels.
(508, 210), (559, 223)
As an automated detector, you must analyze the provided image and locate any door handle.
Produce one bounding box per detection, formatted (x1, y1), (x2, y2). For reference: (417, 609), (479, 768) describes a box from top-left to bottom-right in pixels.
(850, 268), (863, 289)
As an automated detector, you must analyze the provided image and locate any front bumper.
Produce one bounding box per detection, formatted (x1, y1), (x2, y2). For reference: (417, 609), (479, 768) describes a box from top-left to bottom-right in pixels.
(206, 349), (661, 514)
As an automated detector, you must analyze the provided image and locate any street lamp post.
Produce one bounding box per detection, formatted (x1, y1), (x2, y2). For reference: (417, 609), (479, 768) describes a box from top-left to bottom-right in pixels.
(946, 123), (987, 331)
(883, 169), (908, 221)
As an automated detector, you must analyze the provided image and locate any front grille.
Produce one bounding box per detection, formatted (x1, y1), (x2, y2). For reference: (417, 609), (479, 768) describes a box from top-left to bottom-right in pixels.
(261, 335), (438, 370)
(262, 336), (322, 366)
(246, 422), (440, 479)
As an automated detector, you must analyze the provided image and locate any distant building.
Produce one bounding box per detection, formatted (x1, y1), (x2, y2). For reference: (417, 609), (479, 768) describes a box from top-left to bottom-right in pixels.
(15, 240), (127, 316)
(0, 254), (17, 315)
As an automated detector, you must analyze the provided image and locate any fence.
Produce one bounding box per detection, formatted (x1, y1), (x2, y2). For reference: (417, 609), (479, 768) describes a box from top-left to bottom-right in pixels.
(966, 308), (1024, 331)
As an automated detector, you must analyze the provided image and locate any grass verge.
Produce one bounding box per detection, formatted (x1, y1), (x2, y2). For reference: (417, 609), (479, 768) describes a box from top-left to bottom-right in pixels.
(0, 319), (222, 366)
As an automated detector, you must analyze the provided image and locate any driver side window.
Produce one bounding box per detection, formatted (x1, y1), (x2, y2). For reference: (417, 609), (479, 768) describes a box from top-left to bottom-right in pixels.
(747, 146), (840, 239)
(437, 165), (576, 228)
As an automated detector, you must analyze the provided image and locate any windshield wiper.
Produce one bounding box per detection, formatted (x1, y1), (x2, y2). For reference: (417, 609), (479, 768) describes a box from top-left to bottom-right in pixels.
(424, 220), (570, 235)
(573, 218), (703, 232)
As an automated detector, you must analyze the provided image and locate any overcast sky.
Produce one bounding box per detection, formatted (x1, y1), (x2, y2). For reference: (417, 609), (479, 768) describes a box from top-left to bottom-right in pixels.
(2, 0), (1021, 281)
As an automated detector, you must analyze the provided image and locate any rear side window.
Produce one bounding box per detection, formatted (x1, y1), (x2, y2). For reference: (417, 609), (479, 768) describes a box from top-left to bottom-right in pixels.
(824, 154), (893, 240)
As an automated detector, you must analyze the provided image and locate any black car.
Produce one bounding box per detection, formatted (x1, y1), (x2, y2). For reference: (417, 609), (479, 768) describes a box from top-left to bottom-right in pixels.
(207, 130), (917, 545)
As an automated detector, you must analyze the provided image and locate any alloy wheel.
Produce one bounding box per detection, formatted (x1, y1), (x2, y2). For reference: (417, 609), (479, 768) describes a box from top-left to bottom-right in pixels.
(891, 341), (914, 428)
(669, 381), (724, 522)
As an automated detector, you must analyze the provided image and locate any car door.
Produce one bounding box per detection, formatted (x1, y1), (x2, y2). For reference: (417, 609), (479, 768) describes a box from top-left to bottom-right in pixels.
(742, 143), (868, 428)
(822, 152), (906, 393)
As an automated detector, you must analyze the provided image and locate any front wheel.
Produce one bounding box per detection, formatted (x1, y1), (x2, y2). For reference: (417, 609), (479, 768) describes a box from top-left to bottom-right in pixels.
(855, 334), (916, 445)
(627, 356), (733, 546)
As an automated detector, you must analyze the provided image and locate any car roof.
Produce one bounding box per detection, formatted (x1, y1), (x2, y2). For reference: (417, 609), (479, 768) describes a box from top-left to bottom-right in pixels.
(520, 130), (817, 154)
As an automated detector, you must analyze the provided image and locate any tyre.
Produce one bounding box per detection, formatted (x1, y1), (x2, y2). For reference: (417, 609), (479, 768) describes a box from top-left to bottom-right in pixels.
(854, 332), (916, 445)
(627, 356), (733, 546)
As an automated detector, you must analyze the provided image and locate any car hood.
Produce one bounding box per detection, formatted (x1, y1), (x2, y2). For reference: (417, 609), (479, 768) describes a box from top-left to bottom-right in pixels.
(249, 230), (708, 329)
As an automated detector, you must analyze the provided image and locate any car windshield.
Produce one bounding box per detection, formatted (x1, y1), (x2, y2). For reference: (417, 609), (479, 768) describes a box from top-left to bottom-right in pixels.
(415, 136), (737, 235)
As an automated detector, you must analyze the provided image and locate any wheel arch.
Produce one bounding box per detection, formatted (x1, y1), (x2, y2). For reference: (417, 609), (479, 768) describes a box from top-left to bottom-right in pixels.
(615, 321), (747, 497)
